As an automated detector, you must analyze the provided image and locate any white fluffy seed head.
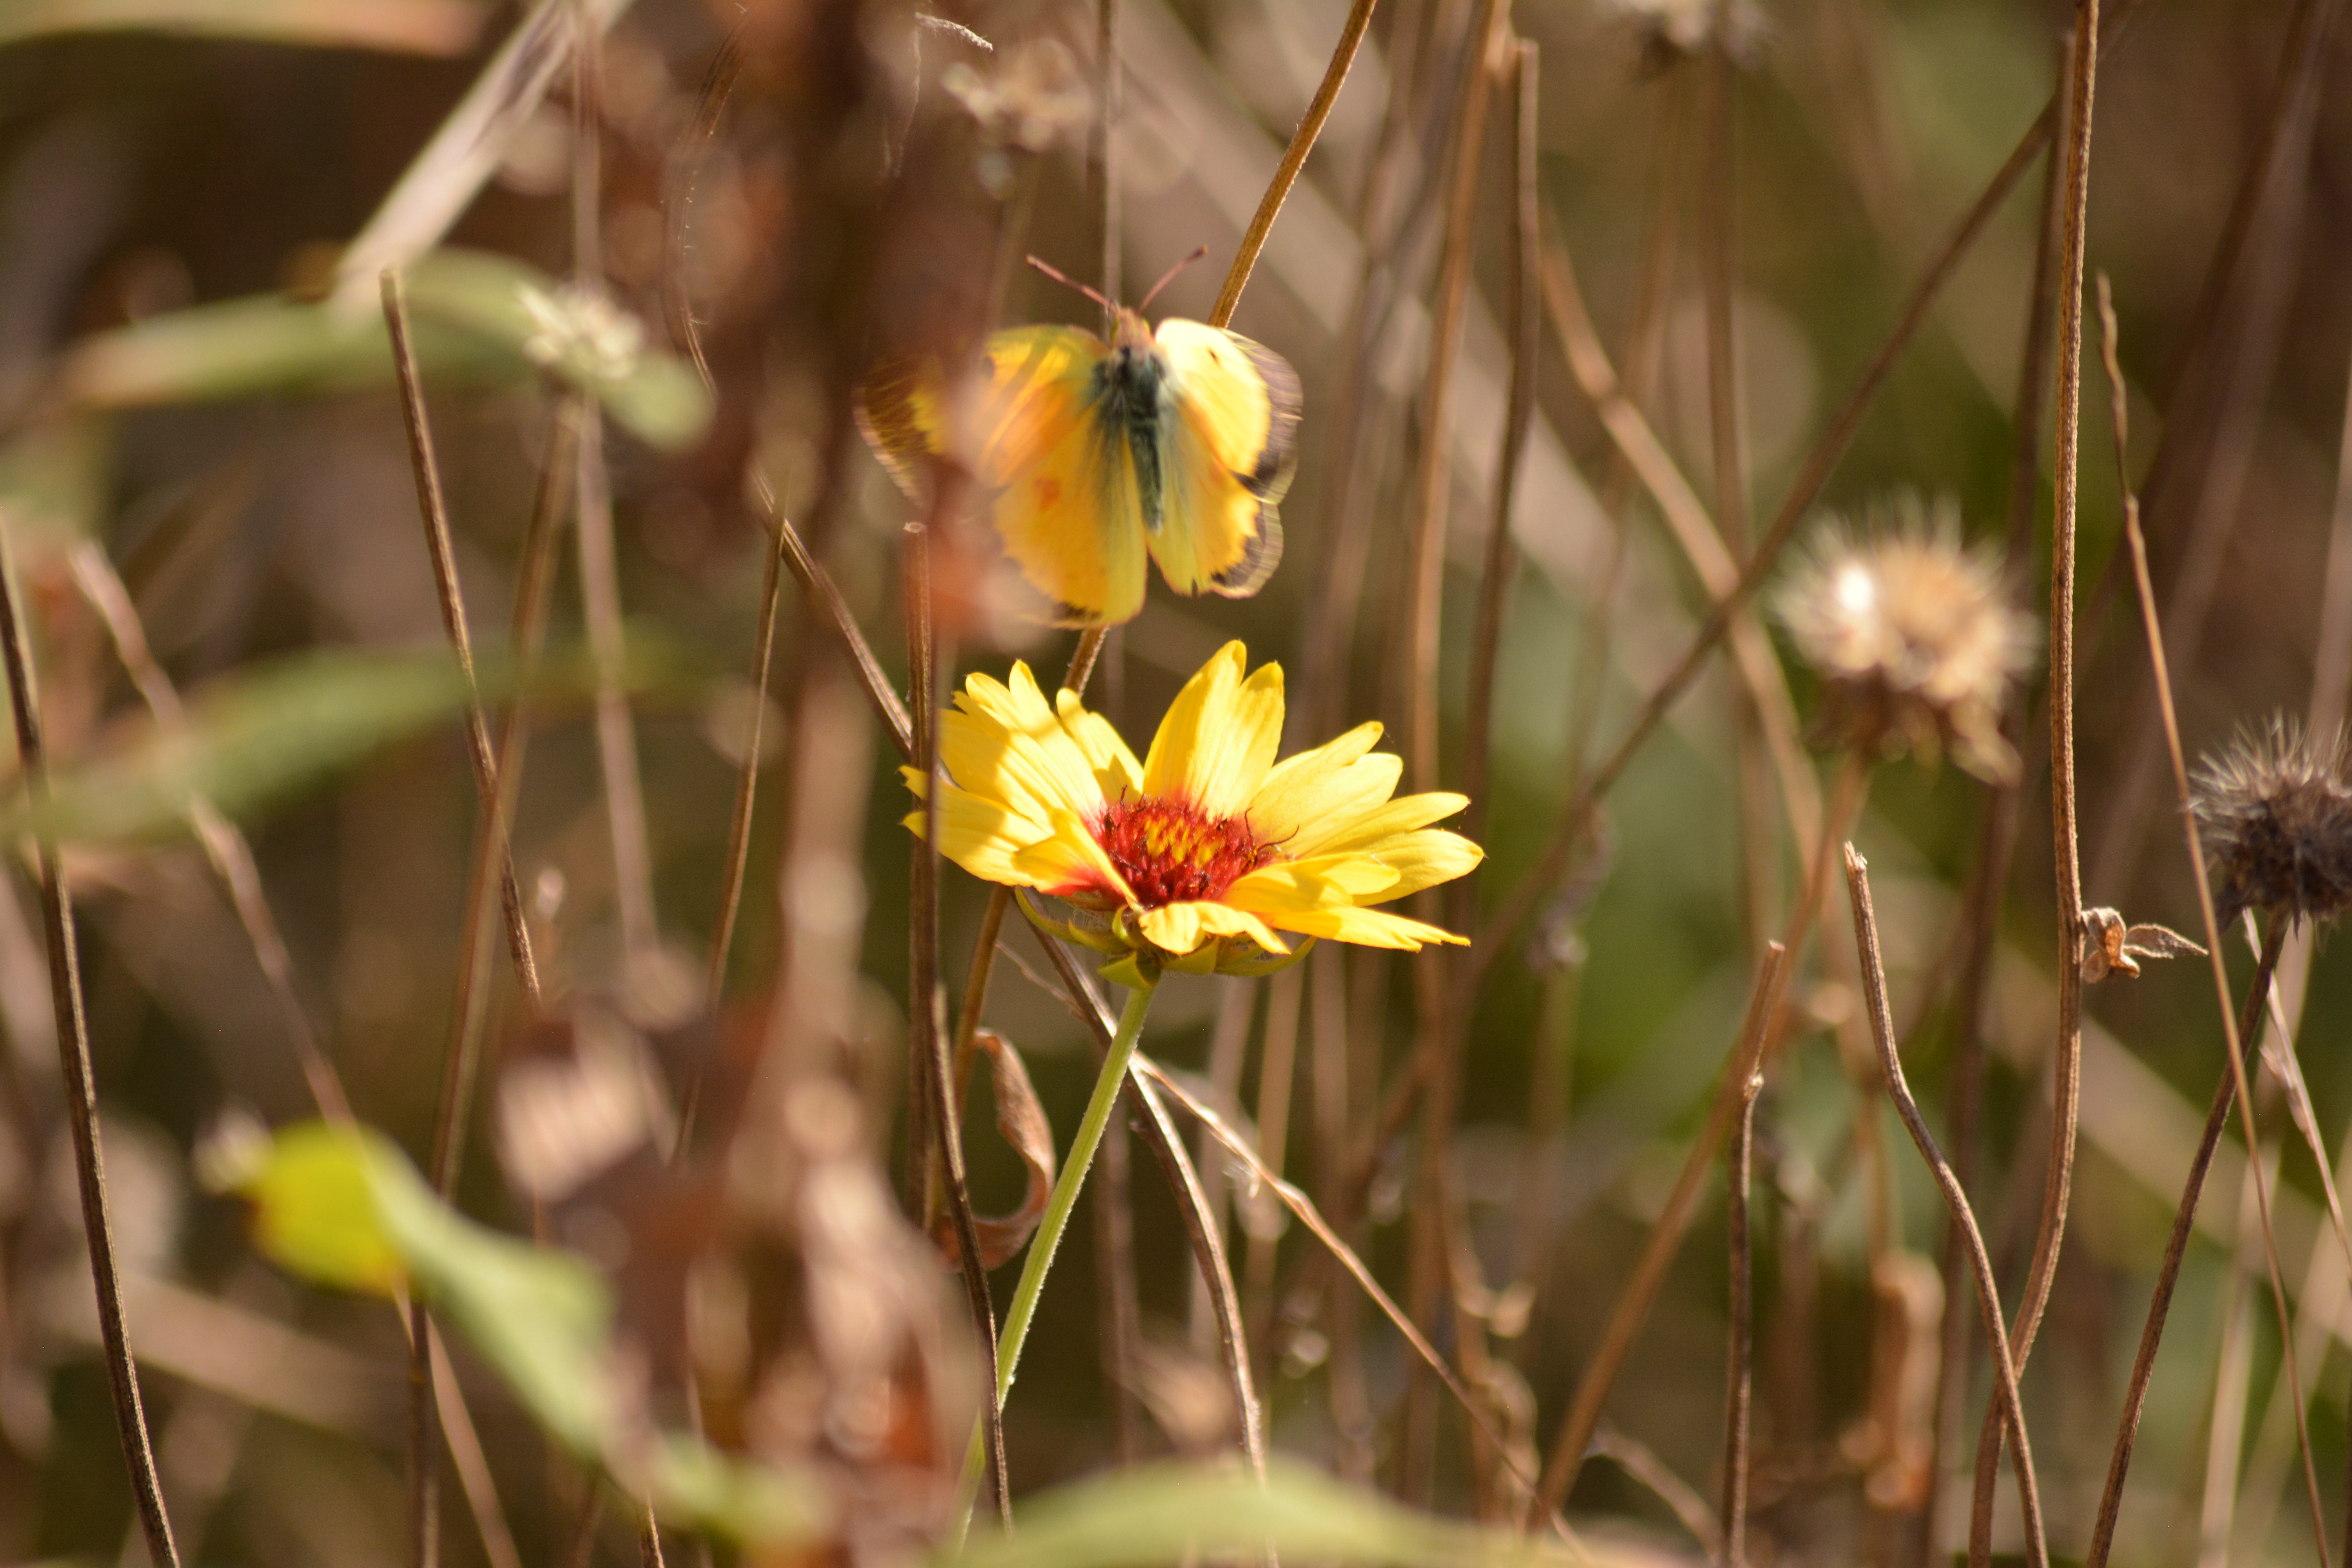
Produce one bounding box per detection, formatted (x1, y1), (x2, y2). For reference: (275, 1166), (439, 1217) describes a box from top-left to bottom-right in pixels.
(1774, 497), (2037, 782)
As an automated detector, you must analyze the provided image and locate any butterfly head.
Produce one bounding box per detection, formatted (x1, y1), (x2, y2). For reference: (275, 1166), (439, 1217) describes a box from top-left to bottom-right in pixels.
(1108, 306), (1158, 354)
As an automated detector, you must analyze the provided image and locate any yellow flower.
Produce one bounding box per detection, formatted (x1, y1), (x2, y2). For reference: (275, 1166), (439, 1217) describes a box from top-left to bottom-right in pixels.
(907, 642), (1481, 970)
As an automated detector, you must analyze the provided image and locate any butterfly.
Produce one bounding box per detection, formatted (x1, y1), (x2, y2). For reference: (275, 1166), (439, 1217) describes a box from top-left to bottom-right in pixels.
(857, 255), (1301, 627)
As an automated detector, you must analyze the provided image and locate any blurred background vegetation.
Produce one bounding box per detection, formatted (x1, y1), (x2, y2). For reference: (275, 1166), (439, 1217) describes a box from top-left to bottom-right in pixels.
(2, 0), (2352, 1564)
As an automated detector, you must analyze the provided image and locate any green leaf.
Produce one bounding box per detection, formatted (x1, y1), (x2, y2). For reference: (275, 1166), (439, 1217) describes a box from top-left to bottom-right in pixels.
(8, 648), (472, 846)
(948, 1458), (1601, 1568)
(236, 1120), (409, 1296)
(234, 1121), (831, 1550)
(645, 1434), (831, 1546)
(0, 0), (486, 52)
(61, 249), (711, 450)
(6, 633), (697, 848)
(232, 1121), (617, 1452)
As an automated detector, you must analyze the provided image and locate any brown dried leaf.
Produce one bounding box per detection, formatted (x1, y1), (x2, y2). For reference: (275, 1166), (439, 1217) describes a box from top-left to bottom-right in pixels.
(2080, 906), (2204, 982)
(935, 1029), (1056, 1270)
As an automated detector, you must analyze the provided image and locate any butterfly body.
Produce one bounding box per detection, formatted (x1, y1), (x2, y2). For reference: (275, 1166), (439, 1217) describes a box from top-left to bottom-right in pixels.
(860, 307), (1300, 626)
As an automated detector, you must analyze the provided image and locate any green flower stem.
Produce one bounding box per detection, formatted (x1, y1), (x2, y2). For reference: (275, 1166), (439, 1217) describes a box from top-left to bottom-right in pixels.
(953, 975), (1157, 1536)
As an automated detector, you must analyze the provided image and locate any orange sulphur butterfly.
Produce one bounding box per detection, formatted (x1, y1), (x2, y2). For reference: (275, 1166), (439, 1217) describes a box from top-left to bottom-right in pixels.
(857, 256), (1301, 627)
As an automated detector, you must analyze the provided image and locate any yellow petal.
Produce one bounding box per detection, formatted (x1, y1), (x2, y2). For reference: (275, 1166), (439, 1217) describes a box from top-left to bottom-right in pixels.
(1246, 724), (1393, 848)
(918, 780), (1051, 888)
(1009, 808), (1136, 904)
(1140, 643), (1284, 818)
(1301, 790), (1470, 855)
(1263, 902), (1466, 950)
(1267, 852), (1401, 898)
(1223, 858), (1359, 916)
(1138, 900), (1289, 958)
(1352, 830), (1485, 904)
(1055, 690), (1144, 801)
(942, 673), (1105, 823)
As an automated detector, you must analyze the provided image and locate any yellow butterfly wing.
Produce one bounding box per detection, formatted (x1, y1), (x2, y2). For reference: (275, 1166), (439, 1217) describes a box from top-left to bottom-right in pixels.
(857, 327), (1148, 627)
(1145, 319), (1301, 599)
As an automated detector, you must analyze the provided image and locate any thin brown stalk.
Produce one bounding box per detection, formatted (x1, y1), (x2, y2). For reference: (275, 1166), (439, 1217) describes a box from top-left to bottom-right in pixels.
(907, 521), (1009, 1525)
(1563, 67), (1688, 791)
(923, 601), (1119, 1365)
(1134, 1051), (1564, 1521)
(1207, 0), (1380, 328)
(1528, 753), (1868, 1522)
(2085, 363), (2328, 1568)
(1913, 27), (2072, 1557)
(1535, 214), (1821, 858)
(1525, 942), (1784, 1526)
(80, 450), (557, 1568)
(2087, 0), (2345, 902)
(1967, 2), (2100, 1547)
(1244, 964), (1305, 1367)
(1480, 82), (2062, 973)
(1033, 928), (1267, 1481)
(1595, 1426), (1721, 1558)
(927, 609), (1114, 1228)
(1310, 946), (1376, 1483)
(380, 270), (539, 1004)
(386, 267), (559, 1568)
(1093, 1087), (1145, 1461)
(768, 491), (914, 762)
(1720, 1065), (1760, 1568)
(1403, 0), (1504, 797)
(1397, 4), (1509, 1486)
(569, 11), (655, 966)
(1696, 22), (1779, 957)
(1093, 0), (1121, 324)
(67, 545), (350, 1125)
(2086, 929), (2290, 1568)
(1457, 38), (1540, 848)
(1083, 0), (1140, 1381)
(0, 514), (177, 1566)
(1844, 847), (2045, 1568)
(706, 500), (788, 1002)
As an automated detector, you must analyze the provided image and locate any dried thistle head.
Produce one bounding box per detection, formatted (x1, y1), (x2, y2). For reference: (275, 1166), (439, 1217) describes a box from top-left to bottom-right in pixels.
(2192, 718), (2352, 927)
(1600, 0), (1769, 65)
(1774, 499), (2036, 782)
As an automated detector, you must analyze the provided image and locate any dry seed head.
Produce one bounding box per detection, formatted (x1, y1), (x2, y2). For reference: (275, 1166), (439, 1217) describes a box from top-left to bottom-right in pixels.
(1774, 499), (2036, 782)
(2192, 718), (2352, 927)
(1600, 0), (1769, 64)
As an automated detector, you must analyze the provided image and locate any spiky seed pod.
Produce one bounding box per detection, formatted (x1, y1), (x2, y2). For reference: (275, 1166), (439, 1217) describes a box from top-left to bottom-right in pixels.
(1773, 500), (2037, 783)
(2192, 718), (2352, 927)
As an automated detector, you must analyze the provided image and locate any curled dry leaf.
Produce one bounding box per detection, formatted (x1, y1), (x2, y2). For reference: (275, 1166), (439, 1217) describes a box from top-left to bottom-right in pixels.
(2079, 906), (2206, 982)
(933, 1029), (1056, 1270)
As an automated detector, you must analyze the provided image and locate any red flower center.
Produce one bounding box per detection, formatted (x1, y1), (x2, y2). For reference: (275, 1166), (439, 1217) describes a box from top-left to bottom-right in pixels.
(1090, 795), (1273, 908)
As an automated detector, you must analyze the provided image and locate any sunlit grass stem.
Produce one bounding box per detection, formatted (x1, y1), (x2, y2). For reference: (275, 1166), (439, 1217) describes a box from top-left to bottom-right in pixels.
(953, 976), (1160, 1539)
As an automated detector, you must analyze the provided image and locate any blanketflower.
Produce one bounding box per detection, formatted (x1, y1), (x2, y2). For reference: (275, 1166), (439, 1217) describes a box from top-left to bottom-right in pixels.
(907, 642), (1481, 971)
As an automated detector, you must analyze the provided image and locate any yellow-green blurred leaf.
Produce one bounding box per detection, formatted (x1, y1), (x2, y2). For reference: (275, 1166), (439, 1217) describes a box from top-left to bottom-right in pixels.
(61, 249), (711, 450)
(9, 647), (473, 846)
(7, 633), (697, 847)
(237, 1120), (829, 1548)
(645, 1434), (831, 1546)
(0, 0), (485, 52)
(236, 1120), (617, 1453)
(238, 1121), (409, 1296)
(948, 1458), (1601, 1568)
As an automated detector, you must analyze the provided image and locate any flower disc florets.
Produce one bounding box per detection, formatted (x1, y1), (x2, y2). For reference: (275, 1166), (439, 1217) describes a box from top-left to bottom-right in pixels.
(1091, 796), (1276, 910)
(2192, 718), (2352, 927)
(1774, 499), (2036, 783)
(905, 642), (1483, 978)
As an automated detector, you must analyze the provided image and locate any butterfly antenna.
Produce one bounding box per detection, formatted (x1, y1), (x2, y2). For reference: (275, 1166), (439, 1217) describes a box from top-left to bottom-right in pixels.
(1025, 255), (1116, 316)
(1137, 246), (1211, 312)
